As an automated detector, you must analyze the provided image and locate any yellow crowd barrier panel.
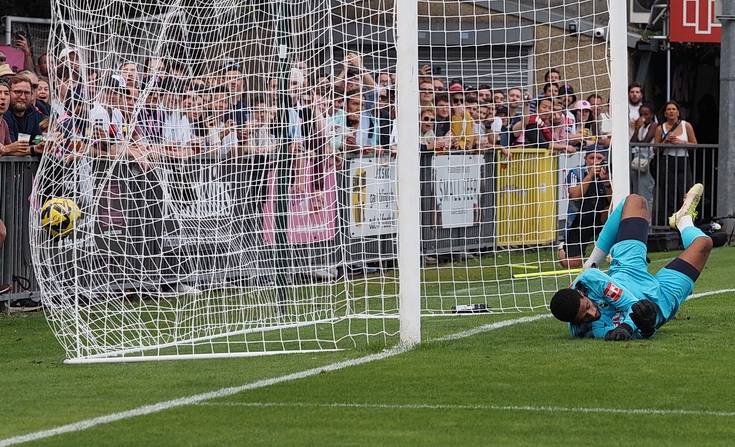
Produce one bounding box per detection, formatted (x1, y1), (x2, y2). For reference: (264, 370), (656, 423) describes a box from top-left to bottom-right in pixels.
(496, 148), (557, 247)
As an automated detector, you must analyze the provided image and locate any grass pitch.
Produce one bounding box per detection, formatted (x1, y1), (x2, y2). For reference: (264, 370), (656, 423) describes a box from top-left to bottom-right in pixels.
(2, 246), (735, 446)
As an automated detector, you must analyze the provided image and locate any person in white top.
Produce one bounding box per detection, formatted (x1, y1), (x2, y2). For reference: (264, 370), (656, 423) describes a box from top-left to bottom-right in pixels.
(653, 100), (698, 226)
(630, 103), (658, 218)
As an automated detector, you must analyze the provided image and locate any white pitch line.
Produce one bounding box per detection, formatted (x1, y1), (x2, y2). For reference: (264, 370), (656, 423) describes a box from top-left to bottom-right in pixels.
(194, 401), (735, 417)
(1, 288), (732, 446)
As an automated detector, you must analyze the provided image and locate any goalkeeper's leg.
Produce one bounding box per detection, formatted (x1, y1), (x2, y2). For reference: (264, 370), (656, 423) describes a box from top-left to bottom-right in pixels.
(652, 185), (713, 328)
(584, 194), (649, 270)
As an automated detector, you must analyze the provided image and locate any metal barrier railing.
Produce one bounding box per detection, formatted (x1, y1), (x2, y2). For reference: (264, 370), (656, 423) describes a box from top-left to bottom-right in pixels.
(630, 143), (718, 229)
(1, 157), (42, 307)
(1, 144), (722, 307)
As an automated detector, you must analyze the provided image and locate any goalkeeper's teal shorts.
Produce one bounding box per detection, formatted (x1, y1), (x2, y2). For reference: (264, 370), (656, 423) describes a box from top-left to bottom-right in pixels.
(608, 240), (695, 325)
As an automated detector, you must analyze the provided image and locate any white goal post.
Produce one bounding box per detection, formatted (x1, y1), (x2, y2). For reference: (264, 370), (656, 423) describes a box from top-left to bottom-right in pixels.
(30, 0), (628, 362)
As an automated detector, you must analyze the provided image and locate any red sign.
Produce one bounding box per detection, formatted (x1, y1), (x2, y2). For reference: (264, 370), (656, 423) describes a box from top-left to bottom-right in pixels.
(670, 0), (722, 43)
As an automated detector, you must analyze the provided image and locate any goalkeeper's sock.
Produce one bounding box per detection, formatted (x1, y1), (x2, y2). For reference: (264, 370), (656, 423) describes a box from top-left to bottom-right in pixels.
(680, 224), (707, 249)
(676, 215), (694, 232)
(582, 198), (627, 270)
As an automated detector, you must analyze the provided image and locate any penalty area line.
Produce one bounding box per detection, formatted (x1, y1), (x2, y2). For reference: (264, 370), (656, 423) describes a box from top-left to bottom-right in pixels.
(194, 401), (735, 417)
(0, 315), (543, 447)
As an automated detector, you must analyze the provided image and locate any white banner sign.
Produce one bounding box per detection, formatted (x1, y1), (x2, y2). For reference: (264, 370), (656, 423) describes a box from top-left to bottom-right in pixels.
(348, 158), (398, 237)
(432, 155), (481, 229)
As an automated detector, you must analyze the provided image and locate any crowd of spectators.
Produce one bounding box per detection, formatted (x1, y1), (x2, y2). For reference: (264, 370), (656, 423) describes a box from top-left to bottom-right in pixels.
(2, 33), (704, 297)
(0, 41), (621, 169)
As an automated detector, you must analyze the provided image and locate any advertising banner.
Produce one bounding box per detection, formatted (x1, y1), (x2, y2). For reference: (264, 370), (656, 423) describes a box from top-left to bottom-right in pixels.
(347, 158), (398, 238)
(263, 157), (338, 244)
(432, 154), (481, 229)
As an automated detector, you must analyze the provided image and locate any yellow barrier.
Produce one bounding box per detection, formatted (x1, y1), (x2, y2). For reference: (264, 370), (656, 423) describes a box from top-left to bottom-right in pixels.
(496, 148), (557, 246)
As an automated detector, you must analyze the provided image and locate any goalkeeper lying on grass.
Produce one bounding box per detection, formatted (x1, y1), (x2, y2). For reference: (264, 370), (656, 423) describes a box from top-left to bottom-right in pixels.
(550, 184), (712, 341)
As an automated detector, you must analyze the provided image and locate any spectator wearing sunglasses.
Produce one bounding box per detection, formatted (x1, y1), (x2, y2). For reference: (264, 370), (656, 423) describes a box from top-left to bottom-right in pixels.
(419, 107), (437, 152)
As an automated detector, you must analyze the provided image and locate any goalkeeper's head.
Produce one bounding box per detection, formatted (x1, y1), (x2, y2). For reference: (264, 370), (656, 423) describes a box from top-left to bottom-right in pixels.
(550, 288), (600, 323)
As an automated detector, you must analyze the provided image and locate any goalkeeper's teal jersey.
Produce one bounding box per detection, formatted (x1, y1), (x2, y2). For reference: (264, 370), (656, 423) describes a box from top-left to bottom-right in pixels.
(568, 268), (643, 339)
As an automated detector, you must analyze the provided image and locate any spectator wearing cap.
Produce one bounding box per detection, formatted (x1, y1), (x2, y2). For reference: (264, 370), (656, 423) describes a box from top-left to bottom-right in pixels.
(463, 84), (478, 101)
(572, 100), (598, 147)
(2, 76), (43, 153)
(448, 82), (464, 105)
(558, 143), (611, 268)
(495, 104), (514, 147)
(58, 47), (81, 85)
(0, 63), (14, 80)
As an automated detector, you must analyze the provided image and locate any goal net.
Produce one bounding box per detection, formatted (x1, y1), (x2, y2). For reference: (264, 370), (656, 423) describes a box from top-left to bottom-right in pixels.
(31, 0), (617, 362)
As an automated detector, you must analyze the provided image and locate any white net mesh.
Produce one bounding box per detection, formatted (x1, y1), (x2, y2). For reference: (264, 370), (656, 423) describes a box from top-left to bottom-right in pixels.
(31, 0), (614, 362)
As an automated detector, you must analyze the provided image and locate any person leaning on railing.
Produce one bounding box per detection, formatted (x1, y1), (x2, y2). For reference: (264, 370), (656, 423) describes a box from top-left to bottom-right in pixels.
(653, 100), (698, 226)
(1, 76), (43, 157)
(522, 96), (576, 154)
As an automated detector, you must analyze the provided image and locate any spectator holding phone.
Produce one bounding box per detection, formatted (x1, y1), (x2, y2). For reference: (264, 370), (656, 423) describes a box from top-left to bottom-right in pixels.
(13, 31), (36, 73)
(558, 144), (612, 268)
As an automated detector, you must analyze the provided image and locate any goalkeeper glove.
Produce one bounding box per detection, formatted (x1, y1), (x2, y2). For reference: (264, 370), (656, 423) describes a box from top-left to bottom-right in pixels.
(631, 299), (659, 339)
(604, 323), (632, 341)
